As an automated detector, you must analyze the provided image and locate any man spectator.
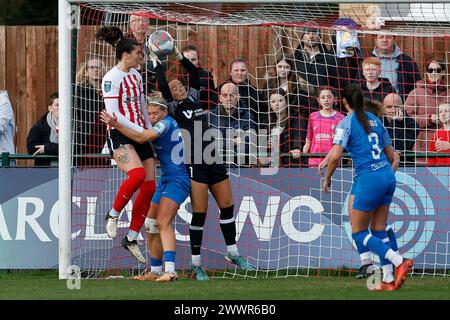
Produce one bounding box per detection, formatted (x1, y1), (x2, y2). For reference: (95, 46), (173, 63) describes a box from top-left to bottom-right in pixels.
(182, 44), (217, 108)
(209, 82), (255, 166)
(294, 22), (339, 90)
(371, 33), (421, 99)
(382, 93), (418, 164)
(125, 12), (164, 94)
(0, 90), (15, 166)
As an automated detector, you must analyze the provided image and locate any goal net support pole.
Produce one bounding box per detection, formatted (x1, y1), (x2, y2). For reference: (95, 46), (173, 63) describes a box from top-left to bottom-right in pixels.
(59, 0), (73, 280)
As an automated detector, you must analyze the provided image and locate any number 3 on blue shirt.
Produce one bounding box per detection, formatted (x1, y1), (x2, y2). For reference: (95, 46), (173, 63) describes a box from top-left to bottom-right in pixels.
(368, 132), (381, 160)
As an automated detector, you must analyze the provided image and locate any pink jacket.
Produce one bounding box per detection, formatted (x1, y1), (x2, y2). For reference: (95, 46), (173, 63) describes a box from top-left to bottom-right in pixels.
(405, 80), (448, 152)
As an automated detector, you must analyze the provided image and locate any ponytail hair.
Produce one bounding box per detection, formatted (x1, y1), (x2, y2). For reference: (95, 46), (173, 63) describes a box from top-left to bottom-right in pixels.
(95, 26), (139, 61)
(343, 84), (371, 134)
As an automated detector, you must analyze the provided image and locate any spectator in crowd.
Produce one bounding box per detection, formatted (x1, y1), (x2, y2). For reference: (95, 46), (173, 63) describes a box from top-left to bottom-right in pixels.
(360, 57), (395, 104)
(264, 53), (313, 115)
(428, 103), (450, 165)
(405, 59), (448, 153)
(294, 21), (339, 90)
(332, 18), (363, 98)
(382, 93), (417, 164)
(125, 11), (161, 93)
(181, 45), (218, 110)
(27, 92), (59, 166)
(182, 45), (216, 93)
(228, 58), (267, 129)
(209, 82), (255, 166)
(371, 33), (421, 99)
(303, 86), (344, 167)
(74, 57), (106, 166)
(126, 12), (148, 45)
(0, 90), (15, 166)
(266, 89), (302, 167)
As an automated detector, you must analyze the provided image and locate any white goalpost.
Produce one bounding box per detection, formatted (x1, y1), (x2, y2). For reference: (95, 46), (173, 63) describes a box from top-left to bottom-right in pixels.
(59, 0), (450, 279)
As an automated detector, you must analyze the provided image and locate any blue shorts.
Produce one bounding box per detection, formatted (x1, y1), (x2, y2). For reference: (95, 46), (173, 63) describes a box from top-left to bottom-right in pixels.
(352, 167), (396, 212)
(152, 175), (191, 206)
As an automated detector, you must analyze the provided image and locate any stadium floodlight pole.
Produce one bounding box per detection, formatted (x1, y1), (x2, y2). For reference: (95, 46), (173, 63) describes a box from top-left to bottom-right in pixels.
(58, 0), (72, 280)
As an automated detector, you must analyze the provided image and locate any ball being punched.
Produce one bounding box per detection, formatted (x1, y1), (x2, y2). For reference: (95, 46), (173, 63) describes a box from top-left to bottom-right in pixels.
(147, 30), (174, 57)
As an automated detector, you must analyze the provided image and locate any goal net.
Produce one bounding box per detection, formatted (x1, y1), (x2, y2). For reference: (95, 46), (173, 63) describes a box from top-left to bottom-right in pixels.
(62, 0), (450, 279)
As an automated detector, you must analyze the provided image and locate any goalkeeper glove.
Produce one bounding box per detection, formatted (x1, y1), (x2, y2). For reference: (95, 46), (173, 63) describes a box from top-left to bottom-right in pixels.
(147, 49), (161, 69)
(171, 45), (183, 61)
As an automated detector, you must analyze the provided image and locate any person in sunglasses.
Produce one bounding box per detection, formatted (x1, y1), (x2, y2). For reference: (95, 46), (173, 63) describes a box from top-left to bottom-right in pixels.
(405, 60), (448, 155)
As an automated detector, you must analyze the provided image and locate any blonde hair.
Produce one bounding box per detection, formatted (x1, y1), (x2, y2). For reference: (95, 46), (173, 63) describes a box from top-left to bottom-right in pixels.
(147, 91), (168, 110)
(76, 58), (103, 85)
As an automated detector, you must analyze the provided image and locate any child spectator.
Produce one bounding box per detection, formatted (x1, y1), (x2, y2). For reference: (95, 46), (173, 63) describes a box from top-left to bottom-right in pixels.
(428, 103), (450, 165)
(303, 86), (344, 167)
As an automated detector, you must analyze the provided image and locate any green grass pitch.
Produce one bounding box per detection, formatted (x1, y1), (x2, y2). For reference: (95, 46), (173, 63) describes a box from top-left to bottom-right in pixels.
(1, 270), (449, 300)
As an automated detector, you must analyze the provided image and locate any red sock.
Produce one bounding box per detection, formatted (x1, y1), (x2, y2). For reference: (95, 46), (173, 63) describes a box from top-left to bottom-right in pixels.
(129, 180), (156, 232)
(112, 167), (146, 213)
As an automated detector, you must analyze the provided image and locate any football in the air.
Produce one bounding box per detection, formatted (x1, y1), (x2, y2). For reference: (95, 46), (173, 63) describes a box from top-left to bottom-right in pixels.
(147, 30), (174, 56)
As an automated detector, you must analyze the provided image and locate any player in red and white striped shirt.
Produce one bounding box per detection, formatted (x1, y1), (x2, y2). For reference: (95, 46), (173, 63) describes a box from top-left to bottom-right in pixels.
(96, 26), (156, 264)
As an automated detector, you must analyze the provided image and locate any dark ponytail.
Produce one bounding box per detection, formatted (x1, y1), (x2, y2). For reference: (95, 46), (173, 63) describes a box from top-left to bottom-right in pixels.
(343, 84), (371, 134)
(95, 26), (139, 61)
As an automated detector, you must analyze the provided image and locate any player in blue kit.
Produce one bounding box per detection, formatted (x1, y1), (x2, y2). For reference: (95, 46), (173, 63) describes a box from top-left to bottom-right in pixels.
(100, 95), (190, 282)
(322, 84), (413, 291)
(319, 101), (401, 280)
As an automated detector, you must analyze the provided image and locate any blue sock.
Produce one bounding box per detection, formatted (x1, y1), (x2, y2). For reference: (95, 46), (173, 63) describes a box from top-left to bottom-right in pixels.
(370, 229), (392, 267)
(164, 251), (176, 263)
(352, 230), (392, 262)
(150, 257), (163, 273)
(164, 251), (176, 273)
(150, 257), (163, 267)
(386, 224), (399, 252)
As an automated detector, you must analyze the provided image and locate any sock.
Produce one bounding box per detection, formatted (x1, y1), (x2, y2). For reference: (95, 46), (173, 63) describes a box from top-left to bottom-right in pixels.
(352, 230), (402, 267)
(370, 229), (392, 268)
(360, 252), (372, 266)
(190, 212), (207, 257)
(109, 208), (120, 218)
(150, 257), (163, 274)
(227, 244), (239, 256)
(385, 249), (403, 267)
(191, 255), (202, 267)
(353, 229), (372, 265)
(127, 230), (139, 242)
(382, 264), (394, 283)
(386, 224), (399, 252)
(219, 205), (237, 246)
(112, 167), (145, 213)
(164, 251), (176, 273)
(129, 180), (156, 232)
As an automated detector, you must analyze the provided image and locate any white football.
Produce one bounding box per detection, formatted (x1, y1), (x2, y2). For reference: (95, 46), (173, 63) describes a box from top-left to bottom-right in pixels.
(147, 30), (174, 57)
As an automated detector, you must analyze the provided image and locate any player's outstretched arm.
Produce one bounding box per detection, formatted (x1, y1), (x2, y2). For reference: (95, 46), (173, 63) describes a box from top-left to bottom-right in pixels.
(100, 110), (159, 144)
(323, 144), (344, 192)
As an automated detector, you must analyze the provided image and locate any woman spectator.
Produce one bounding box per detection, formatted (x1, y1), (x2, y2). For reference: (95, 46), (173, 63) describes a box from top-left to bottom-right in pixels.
(264, 53), (313, 115)
(266, 89), (302, 167)
(27, 92), (59, 166)
(74, 57), (106, 166)
(405, 59), (448, 153)
(229, 58), (267, 129)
